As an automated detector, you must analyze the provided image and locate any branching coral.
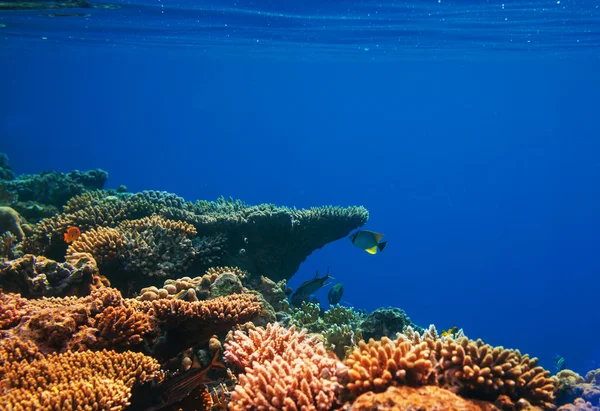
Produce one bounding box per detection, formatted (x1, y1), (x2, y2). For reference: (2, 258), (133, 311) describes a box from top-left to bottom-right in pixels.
(66, 215), (197, 281)
(0, 285), (263, 358)
(224, 323), (343, 410)
(0, 349), (162, 411)
(342, 332), (557, 408)
(290, 302), (366, 359)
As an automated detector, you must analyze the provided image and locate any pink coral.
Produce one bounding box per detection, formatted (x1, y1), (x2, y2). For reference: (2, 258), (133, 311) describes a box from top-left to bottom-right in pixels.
(225, 323), (343, 411)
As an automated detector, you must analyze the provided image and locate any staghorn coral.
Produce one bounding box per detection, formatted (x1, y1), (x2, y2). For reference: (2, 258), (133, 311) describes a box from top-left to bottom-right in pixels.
(342, 333), (557, 408)
(0, 253), (100, 298)
(0, 349), (162, 411)
(225, 323), (343, 411)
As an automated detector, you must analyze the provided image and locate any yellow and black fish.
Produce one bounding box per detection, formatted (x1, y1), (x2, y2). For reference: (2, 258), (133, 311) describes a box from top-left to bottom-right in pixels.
(441, 326), (458, 337)
(349, 230), (387, 254)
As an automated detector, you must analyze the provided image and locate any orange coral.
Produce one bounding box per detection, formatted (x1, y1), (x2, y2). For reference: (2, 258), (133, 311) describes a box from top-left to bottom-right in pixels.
(0, 287), (263, 358)
(66, 226), (125, 265)
(0, 349), (163, 411)
(225, 323), (343, 411)
(349, 385), (501, 411)
(344, 337), (434, 396)
(86, 305), (158, 349)
(342, 334), (556, 408)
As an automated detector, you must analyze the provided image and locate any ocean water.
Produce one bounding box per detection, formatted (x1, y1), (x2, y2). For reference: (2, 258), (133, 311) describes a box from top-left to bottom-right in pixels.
(1, 0), (600, 377)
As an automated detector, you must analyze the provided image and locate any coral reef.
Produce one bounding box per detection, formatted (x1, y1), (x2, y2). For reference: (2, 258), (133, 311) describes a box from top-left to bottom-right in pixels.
(342, 331), (557, 408)
(360, 306), (424, 341)
(136, 266), (250, 302)
(224, 323), (343, 410)
(66, 215), (197, 286)
(290, 301), (365, 359)
(0, 153), (107, 212)
(0, 253), (102, 297)
(347, 385), (503, 411)
(0, 349), (162, 411)
(0, 285), (263, 359)
(27, 191), (368, 282)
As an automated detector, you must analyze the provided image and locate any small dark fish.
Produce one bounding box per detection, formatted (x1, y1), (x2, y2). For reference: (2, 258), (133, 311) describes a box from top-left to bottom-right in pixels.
(143, 349), (225, 411)
(328, 283), (344, 305)
(350, 230), (387, 254)
(291, 268), (333, 306)
(554, 354), (565, 372)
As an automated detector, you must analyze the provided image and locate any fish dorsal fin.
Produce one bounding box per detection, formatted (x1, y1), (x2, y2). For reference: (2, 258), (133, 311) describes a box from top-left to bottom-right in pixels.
(365, 246), (378, 255)
(314, 270), (319, 278)
(373, 232), (385, 242)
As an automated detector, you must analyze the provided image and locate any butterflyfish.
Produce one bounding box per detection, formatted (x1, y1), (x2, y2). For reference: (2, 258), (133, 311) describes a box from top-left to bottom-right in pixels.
(349, 230), (387, 254)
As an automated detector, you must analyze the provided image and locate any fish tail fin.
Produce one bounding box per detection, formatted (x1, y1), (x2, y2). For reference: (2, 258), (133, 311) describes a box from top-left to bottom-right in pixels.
(210, 349), (226, 370)
(378, 241), (387, 252)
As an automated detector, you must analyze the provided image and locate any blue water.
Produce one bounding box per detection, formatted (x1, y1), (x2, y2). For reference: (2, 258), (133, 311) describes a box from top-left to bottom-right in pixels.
(2, 0), (600, 376)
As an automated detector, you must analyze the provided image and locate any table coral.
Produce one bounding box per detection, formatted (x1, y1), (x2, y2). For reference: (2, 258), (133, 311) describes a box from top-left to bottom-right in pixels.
(27, 190), (368, 282)
(0, 349), (162, 411)
(224, 323), (343, 411)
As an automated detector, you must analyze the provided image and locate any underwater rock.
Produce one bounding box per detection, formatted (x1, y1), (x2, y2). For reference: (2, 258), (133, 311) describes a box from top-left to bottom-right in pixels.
(210, 272), (244, 298)
(254, 275), (291, 313)
(0, 253), (100, 298)
(556, 370), (586, 406)
(360, 306), (423, 341)
(0, 206), (25, 241)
